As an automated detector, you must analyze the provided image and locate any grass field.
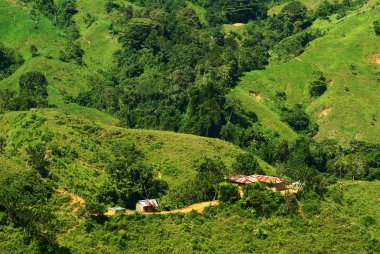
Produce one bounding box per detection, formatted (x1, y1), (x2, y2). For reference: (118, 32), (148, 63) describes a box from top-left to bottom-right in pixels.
(232, 0), (380, 144)
(0, 108), (247, 196)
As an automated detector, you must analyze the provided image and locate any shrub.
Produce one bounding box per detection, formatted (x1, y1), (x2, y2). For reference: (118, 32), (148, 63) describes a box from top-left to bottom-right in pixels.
(373, 21), (380, 36)
(281, 104), (311, 133)
(367, 168), (380, 181)
(218, 182), (240, 203)
(309, 74), (328, 97)
(359, 215), (376, 227)
(19, 71), (49, 108)
(30, 45), (38, 57)
(233, 152), (264, 175)
(243, 183), (282, 216)
(0, 134), (6, 153)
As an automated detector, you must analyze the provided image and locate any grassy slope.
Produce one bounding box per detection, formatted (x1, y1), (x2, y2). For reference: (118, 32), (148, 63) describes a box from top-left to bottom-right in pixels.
(0, 0), (90, 105)
(232, 0), (380, 144)
(0, 108), (248, 195)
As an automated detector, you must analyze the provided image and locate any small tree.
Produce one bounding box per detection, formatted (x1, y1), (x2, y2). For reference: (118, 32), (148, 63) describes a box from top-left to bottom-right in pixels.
(309, 74), (327, 97)
(233, 152), (264, 175)
(19, 71), (48, 108)
(26, 142), (49, 177)
(30, 44), (38, 57)
(374, 21), (380, 36)
(0, 134), (6, 153)
(219, 182), (240, 203)
(243, 182), (282, 216)
(195, 157), (227, 201)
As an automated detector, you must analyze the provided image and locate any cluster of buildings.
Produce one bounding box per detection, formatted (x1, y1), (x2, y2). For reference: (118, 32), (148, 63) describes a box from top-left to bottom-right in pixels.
(107, 174), (300, 215)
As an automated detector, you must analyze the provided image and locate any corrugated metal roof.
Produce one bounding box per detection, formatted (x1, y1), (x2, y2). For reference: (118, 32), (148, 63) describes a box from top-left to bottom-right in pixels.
(109, 206), (126, 211)
(137, 199), (159, 207)
(229, 174), (285, 184)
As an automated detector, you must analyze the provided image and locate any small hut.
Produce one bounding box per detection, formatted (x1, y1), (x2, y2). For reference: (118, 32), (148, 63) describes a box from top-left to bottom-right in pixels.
(107, 206), (126, 215)
(136, 199), (159, 213)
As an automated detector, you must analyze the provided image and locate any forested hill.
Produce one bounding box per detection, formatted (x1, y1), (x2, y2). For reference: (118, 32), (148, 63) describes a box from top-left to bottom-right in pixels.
(0, 0), (380, 253)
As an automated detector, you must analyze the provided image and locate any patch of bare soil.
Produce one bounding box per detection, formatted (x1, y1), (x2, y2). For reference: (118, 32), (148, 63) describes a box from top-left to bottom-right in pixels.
(369, 53), (380, 64)
(5, 0), (18, 6)
(249, 91), (263, 101)
(109, 201), (220, 216)
(232, 23), (245, 27)
(159, 200), (219, 214)
(58, 189), (85, 213)
(319, 107), (332, 118)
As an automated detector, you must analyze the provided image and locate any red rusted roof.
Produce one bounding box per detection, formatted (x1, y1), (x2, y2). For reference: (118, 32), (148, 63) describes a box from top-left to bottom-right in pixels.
(229, 174), (285, 184)
(137, 199), (159, 207)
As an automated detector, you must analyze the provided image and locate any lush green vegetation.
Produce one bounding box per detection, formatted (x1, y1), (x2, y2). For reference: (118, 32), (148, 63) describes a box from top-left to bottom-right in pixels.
(0, 0), (379, 252)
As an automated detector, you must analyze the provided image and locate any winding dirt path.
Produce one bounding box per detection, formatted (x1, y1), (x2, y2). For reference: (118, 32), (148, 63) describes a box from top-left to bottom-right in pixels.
(122, 200), (219, 216)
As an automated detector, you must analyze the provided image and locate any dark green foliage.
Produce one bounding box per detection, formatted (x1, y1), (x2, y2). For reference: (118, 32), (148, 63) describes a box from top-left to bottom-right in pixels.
(300, 192), (321, 216)
(194, 157), (227, 201)
(243, 182), (282, 216)
(163, 157), (227, 208)
(232, 152), (264, 175)
(106, 141), (168, 208)
(0, 135), (6, 154)
(0, 43), (24, 80)
(314, 0), (367, 20)
(309, 73), (328, 97)
(218, 182), (240, 203)
(281, 104), (318, 134)
(374, 21), (380, 36)
(30, 44), (39, 57)
(19, 71), (48, 98)
(26, 141), (49, 177)
(272, 31), (320, 63)
(367, 167), (380, 180)
(59, 42), (84, 65)
(0, 171), (64, 252)
(19, 71), (49, 108)
(270, 1), (310, 37)
(359, 215), (375, 227)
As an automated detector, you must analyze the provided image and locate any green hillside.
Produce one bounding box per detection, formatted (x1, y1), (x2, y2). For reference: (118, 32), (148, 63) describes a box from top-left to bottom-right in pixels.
(232, 0), (380, 144)
(2, 179), (378, 253)
(0, 107), (248, 196)
(0, 0), (380, 252)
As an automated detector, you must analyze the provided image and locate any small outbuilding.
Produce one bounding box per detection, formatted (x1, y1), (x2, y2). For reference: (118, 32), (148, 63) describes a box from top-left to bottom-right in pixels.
(107, 206), (126, 215)
(136, 199), (159, 213)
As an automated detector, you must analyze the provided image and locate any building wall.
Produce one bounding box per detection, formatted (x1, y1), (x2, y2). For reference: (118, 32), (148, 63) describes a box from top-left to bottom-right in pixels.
(136, 203), (144, 212)
(275, 182), (287, 191)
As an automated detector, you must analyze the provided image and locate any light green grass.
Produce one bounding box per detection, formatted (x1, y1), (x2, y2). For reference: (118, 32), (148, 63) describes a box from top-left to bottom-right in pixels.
(232, 1), (380, 144)
(0, 108), (245, 194)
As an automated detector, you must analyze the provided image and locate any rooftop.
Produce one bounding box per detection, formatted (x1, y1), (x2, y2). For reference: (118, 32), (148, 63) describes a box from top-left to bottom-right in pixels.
(229, 174), (285, 184)
(137, 199), (159, 207)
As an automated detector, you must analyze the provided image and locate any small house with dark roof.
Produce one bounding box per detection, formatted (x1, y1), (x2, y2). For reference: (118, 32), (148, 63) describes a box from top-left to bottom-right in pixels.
(107, 206), (126, 215)
(136, 199), (159, 213)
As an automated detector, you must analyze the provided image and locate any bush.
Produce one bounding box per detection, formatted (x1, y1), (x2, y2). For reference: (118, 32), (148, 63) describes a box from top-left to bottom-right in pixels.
(19, 71), (49, 108)
(309, 73), (328, 97)
(232, 152), (264, 175)
(243, 182), (282, 216)
(281, 104), (314, 133)
(218, 182), (240, 203)
(367, 168), (380, 181)
(374, 21), (380, 36)
(359, 215), (376, 227)
(30, 45), (38, 57)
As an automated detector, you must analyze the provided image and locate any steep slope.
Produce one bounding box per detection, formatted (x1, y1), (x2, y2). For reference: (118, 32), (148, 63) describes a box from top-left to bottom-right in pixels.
(232, 0), (380, 144)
